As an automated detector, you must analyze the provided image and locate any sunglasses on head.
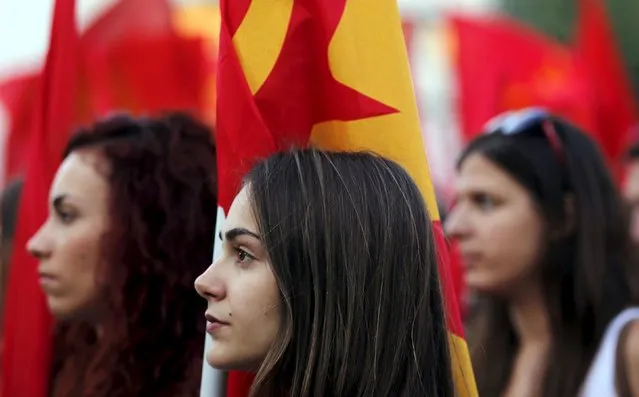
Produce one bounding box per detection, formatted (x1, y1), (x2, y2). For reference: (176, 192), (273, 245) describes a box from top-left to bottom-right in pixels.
(483, 107), (564, 165)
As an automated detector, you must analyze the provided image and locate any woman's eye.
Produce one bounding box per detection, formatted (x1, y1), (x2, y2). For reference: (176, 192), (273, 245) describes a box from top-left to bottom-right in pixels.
(474, 193), (496, 210)
(57, 210), (76, 224)
(236, 248), (255, 265)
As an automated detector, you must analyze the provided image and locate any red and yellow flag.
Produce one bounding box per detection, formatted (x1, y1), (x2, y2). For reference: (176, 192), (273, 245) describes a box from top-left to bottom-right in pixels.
(215, 0), (477, 396)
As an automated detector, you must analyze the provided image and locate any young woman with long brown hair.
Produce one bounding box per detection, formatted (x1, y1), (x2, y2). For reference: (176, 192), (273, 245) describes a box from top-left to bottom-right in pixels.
(446, 108), (639, 397)
(195, 148), (455, 397)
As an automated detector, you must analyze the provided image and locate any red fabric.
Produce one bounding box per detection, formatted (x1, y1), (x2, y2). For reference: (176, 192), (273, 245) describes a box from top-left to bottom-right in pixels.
(217, 0), (395, 210)
(78, 0), (210, 122)
(450, 15), (504, 141)
(451, 14), (596, 141)
(0, 0), (212, 183)
(432, 221), (465, 336)
(216, 1), (311, 392)
(574, 0), (638, 178)
(81, 0), (172, 47)
(251, 0), (396, 138)
(1, 1), (79, 396)
(226, 372), (255, 397)
(215, 16), (292, 212)
(0, 73), (40, 182)
(0, 0), (211, 178)
(1, 1), (213, 395)
(447, 239), (467, 320)
(81, 33), (210, 121)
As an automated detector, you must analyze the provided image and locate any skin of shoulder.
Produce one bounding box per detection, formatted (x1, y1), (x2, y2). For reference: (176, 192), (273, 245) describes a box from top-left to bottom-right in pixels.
(622, 320), (639, 396)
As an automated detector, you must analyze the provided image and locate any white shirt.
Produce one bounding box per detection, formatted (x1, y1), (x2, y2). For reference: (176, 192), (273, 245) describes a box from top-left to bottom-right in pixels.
(580, 307), (639, 396)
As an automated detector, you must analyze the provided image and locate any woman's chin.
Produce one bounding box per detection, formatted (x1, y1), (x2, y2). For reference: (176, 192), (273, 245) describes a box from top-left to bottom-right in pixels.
(205, 349), (260, 372)
(205, 349), (237, 370)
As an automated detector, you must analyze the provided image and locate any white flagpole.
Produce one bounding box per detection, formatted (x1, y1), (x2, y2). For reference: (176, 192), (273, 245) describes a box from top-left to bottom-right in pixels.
(171, 0), (225, 396)
(200, 206), (228, 397)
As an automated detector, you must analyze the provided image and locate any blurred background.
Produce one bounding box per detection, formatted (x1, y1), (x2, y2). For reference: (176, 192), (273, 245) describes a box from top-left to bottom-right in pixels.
(1, 0), (637, 202)
(1, 2), (638, 396)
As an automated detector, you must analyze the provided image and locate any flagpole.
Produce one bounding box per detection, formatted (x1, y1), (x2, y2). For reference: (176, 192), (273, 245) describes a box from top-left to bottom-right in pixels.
(200, 335), (227, 397)
(200, 207), (228, 397)
(193, 0), (225, 395)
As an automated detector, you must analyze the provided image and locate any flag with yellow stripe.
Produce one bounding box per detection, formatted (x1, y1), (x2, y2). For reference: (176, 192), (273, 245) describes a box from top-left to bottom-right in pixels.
(214, 0), (477, 395)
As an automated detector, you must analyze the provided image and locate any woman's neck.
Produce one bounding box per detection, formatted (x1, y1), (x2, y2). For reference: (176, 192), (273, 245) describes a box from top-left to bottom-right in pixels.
(501, 283), (553, 397)
(508, 283), (551, 348)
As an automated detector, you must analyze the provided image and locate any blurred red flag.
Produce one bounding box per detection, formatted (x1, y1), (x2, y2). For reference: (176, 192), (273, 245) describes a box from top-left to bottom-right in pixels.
(0, 73), (40, 182)
(1, 1), (213, 395)
(451, 14), (596, 140)
(81, 33), (210, 120)
(574, 0), (638, 178)
(82, 0), (172, 46)
(0, 0), (213, 183)
(78, 0), (211, 122)
(2, 1), (79, 396)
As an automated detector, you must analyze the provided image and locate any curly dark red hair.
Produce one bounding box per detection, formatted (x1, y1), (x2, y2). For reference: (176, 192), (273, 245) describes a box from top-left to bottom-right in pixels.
(51, 113), (217, 397)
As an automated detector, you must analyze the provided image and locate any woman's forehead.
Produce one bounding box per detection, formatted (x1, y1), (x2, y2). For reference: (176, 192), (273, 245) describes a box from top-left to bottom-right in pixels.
(50, 152), (109, 209)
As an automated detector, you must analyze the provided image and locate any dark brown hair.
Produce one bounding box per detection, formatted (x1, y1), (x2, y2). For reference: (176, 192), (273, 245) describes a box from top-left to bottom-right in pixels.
(244, 148), (455, 397)
(624, 139), (639, 162)
(0, 177), (24, 330)
(459, 117), (638, 397)
(51, 113), (217, 396)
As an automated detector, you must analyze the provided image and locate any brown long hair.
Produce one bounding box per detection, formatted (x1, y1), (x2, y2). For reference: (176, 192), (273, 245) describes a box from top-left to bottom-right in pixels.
(51, 113), (217, 396)
(243, 149), (455, 397)
(459, 117), (638, 396)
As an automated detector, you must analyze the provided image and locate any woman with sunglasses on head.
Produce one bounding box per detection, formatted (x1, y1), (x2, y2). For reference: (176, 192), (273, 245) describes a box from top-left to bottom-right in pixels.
(27, 113), (217, 396)
(195, 148), (455, 397)
(445, 108), (639, 397)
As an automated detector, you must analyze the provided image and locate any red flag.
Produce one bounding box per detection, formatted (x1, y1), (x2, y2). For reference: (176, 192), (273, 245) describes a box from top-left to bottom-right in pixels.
(81, 33), (210, 120)
(2, 1), (79, 396)
(81, 0), (172, 46)
(0, 73), (40, 182)
(1, 2), (213, 395)
(78, 0), (210, 122)
(574, 0), (638, 177)
(449, 15), (503, 141)
(1, 0), (212, 184)
(451, 14), (596, 141)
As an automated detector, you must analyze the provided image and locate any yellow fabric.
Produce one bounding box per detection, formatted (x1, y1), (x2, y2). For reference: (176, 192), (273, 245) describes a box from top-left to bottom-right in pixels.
(233, 0), (294, 93)
(309, 0), (439, 220)
(171, 3), (220, 126)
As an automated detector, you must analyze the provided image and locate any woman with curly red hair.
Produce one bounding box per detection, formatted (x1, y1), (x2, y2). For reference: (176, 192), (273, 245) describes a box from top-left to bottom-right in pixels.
(27, 113), (217, 396)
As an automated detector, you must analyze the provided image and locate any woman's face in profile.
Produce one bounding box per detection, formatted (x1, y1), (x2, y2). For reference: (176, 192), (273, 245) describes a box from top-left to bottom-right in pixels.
(195, 187), (281, 371)
(27, 151), (110, 320)
(445, 153), (544, 297)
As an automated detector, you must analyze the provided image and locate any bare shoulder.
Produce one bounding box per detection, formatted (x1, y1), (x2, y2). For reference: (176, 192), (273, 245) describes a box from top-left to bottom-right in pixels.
(620, 320), (639, 396)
